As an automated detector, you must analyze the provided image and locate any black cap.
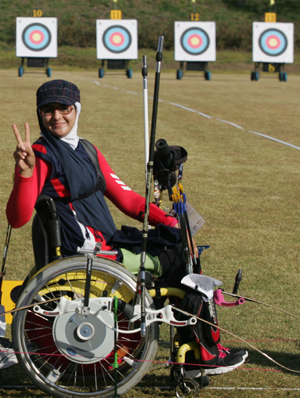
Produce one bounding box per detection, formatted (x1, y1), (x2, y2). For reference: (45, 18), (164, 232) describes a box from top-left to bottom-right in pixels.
(36, 80), (80, 109)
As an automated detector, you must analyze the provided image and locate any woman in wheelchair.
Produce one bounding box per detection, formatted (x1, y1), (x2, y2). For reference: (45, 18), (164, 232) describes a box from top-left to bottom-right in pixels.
(6, 79), (247, 376)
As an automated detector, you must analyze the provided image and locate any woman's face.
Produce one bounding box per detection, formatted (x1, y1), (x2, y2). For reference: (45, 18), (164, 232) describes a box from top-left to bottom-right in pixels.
(40, 103), (76, 138)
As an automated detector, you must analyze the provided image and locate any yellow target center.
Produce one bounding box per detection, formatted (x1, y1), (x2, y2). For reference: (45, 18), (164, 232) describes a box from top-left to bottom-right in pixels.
(268, 37), (278, 48)
(112, 34), (122, 45)
(32, 32), (42, 43)
(190, 36), (200, 46)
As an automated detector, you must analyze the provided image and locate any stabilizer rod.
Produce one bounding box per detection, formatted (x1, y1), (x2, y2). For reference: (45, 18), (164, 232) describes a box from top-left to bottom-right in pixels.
(138, 36), (164, 337)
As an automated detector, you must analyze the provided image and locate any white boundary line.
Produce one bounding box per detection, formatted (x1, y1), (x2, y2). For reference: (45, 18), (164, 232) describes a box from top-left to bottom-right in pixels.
(91, 80), (300, 152)
(248, 130), (300, 150)
(1, 385), (300, 391)
(137, 386), (300, 391)
(206, 387), (300, 391)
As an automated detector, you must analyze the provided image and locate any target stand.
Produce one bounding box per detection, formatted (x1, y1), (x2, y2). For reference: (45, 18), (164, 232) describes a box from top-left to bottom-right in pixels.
(18, 57), (52, 77)
(96, 17), (138, 79)
(98, 59), (133, 79)
(252, 16), (294, 82)
(16, 17), (57, 78)
(251, 62), (287, 82)
(174, 21), (216, 81)
(176, 61), (211, 80)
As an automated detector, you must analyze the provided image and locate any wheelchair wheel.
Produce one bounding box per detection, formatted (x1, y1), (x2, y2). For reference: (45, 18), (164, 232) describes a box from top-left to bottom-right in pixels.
(175, 378), (199, 398)
(12, 256), (158, 398)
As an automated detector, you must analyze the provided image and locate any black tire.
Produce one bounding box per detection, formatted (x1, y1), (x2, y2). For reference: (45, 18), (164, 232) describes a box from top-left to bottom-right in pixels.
(12, 256), (158, 398)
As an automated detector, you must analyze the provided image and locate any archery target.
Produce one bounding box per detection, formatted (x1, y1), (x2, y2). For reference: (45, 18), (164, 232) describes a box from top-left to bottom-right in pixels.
(175, 21), (216, 62)
(96, 20), (138, 60)
(253, 22), (294, 63)
(16, 17), (57, 58)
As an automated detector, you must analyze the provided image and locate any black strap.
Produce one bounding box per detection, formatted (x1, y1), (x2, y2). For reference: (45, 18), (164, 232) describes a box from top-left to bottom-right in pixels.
(80, 138), (106, 193)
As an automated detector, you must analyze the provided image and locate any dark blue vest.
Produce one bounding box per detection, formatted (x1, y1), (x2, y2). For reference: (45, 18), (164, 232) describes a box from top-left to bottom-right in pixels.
(33, 134), (116, 255)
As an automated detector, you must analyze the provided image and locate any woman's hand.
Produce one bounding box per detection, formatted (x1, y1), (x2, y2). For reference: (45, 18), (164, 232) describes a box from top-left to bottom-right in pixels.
(12, 123), (36, 178)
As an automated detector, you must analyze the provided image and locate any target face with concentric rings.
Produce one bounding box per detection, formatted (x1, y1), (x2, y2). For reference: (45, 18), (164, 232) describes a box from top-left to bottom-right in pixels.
(252, 22), (294, 63)
(96, 20), (138, 60)
(22, 23), (51, 52)
(180, 28), (210, 55)
(16, 17), (57, 58)
(102, 25), (131, 53)
(174, 21), (216, 62)
(259, 28), (287, 56)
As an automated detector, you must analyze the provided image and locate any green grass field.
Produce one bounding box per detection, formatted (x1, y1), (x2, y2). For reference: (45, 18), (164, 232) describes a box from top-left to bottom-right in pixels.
(0, 65), (299, 397)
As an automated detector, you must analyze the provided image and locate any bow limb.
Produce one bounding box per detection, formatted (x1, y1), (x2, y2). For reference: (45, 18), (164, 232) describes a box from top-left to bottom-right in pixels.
(222, 291), (300, 322)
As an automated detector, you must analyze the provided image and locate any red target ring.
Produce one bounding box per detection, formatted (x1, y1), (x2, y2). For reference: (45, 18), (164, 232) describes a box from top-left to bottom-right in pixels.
(188, 34), (203, 49)
(110, 32), (125, 47)
(29, 30), (44, 45)
(266, 35), (280, 50)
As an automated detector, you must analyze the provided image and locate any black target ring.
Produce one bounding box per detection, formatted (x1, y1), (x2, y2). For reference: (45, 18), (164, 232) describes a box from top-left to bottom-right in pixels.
(22, 23), (51, 52)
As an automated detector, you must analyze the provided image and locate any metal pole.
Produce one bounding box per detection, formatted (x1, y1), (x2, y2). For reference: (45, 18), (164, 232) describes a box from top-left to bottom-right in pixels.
(142, 55), (149, 184)
(139, 36), (164, 337)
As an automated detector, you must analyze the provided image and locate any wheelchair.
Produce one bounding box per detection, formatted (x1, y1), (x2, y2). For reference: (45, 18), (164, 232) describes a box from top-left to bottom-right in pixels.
(11, 195), (210, 398)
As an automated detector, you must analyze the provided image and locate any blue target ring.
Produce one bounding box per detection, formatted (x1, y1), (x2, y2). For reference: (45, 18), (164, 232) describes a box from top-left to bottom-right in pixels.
(180, 27), (210, 55)
(259, 29), (287, 56)
(102, 25), (131, 53)
(22, 23), (51, 52)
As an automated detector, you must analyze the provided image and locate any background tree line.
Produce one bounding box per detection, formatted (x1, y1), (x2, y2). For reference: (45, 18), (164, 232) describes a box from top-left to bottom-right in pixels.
(0, 0), (299, 51)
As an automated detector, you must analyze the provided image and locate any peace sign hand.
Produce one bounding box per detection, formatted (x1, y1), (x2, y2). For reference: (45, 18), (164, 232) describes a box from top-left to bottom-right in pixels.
(12, 123), (36, 178)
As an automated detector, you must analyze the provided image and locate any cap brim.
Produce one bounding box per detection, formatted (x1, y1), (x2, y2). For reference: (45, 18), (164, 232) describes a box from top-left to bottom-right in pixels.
(37, 97), (75, 109)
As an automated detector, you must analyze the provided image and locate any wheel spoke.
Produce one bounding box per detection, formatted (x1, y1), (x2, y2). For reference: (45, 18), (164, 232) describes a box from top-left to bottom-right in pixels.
(13, 257), (158, 396)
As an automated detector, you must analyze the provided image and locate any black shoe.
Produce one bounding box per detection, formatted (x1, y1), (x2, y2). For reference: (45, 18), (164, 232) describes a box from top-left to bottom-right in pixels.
(185, 344), (248, 377)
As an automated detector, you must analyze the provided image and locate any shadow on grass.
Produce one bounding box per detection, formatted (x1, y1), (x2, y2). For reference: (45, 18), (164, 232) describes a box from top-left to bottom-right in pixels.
(0, 388), (48, 397)
(0, 365), (49, 396)
(1, 347), (298, 397)
(246, 348), (300, 373)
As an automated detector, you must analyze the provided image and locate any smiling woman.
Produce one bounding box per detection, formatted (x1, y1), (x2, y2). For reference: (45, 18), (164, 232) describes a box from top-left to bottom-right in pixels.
(39, 103), (76, 138)
(7, 79), (178, 256)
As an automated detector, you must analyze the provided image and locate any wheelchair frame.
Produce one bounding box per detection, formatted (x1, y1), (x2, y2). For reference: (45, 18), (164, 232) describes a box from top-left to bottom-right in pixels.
(10, 196), (209, 398)
(12, 252), (209, 398)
